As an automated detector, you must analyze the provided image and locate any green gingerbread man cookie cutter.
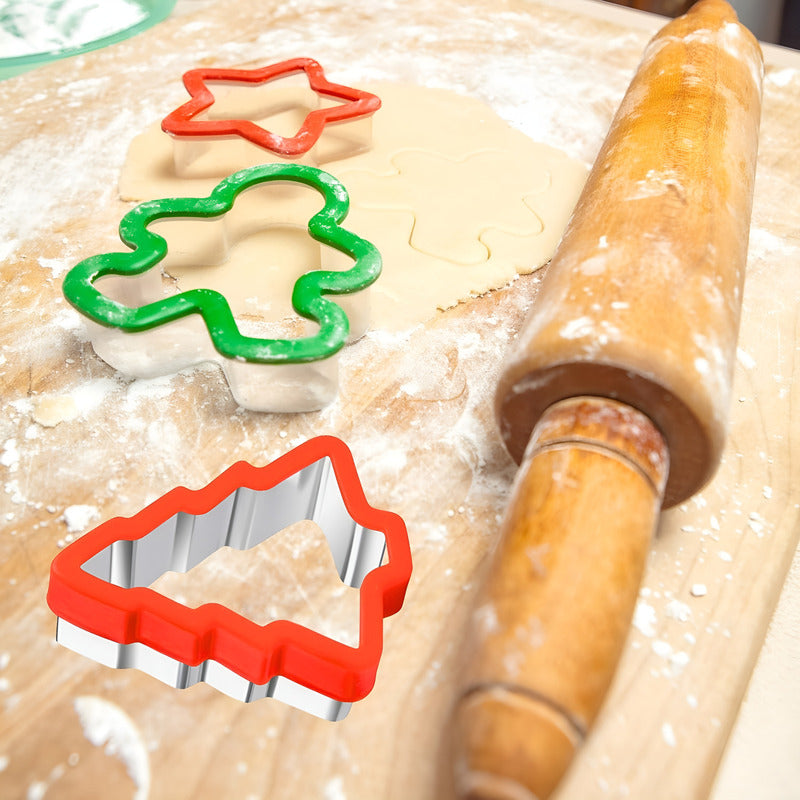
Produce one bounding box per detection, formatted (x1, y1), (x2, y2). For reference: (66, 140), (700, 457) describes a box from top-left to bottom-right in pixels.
(63, 163), (381, 365)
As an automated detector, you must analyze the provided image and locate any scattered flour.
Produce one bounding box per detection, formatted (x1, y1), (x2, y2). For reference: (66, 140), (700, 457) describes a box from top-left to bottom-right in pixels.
(736, 347), (756, 370)
(661, 722), (677, 748)
(766, 67), (796, 88)
(669, 651), (690, 674)
(0, 7), (790, 793)
(0, 439), (20, 472)
(324, 776), (347, 800)
(665, 599), (692, 622)
(37, 256), (72, 278)
(652, 640), (672, 659)
(0, 108), (149, 244)
(26, 782), (47, 800)
(633, 600), (658, 638)
(747, 512), (767, 537)
(73, 695), (150, 800)
(63, 504), (99, 532)
(70, 378), (120, 415)
(650, 639), (691, 676)
(51, 307), (84, 333)
(0, 239), (18, 261)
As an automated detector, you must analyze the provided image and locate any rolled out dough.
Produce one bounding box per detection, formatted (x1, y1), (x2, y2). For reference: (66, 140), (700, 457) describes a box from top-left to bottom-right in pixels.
(119, 82), (587, 331)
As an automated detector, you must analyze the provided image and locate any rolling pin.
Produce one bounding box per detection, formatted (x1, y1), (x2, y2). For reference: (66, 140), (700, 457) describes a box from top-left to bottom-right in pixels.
(449, 1), (763, 798)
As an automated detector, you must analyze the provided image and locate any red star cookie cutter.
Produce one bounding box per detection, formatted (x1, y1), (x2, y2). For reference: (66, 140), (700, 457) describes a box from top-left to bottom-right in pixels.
(47, 436), (411, 721)
(161, 57), (381, 159)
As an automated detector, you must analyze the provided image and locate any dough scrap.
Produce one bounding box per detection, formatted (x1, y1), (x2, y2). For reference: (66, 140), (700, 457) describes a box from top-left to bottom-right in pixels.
(33, 395), (79, 427)
(119, 83), (587, 331)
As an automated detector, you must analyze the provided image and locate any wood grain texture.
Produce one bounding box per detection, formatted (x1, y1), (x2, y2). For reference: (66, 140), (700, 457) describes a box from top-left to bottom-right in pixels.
(453, 6), (764, 795)
(496, 0), (763, 507)
(0, 1), (797, 799)
(452, 398), (668, 799)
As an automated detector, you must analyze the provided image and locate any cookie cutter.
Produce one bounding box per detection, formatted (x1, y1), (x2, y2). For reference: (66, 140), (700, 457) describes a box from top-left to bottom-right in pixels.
(161, 57), (381, 178)
(62, 162), (381, 412)
(47, 436), (412, 721)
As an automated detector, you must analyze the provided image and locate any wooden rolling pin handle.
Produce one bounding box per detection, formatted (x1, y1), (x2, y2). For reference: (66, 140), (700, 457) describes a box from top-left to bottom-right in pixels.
(451, 397), (668, 800)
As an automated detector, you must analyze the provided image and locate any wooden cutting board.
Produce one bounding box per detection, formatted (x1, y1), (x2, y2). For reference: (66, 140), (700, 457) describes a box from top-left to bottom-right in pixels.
(0, 1), (798, 798)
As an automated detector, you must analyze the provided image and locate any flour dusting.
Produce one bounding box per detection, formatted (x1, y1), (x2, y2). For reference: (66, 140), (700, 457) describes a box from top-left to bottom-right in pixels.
(26, 782), (46, 800)
(665, 599), (692, 623)
(0, 439), (20, 472)
(63, 504), (99, 532)
(633, 600), (657, 638)
(661, 722), (677, 748)
(766, 67), (795, 88)
(324, 776), (347, 800)
(0, 2), (795, 797)
(73, 695), (150, 800)
(37, 256), (72, 277)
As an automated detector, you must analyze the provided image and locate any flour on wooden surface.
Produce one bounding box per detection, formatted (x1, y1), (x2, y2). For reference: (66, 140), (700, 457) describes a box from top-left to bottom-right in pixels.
(25, 781), (46, 800)
(324, 776), (347, 800)
(0, 439), (20, 472)
(765, 67), (796, 88)
(665, 599), (692, 622)
(661, 722), (677, 748)
(633, 599), (657, 638)
(37, 256), (71, 278)
(73, 695), (150, 800)
(62, 504), (98, 532)
(0, 3), (796, 798)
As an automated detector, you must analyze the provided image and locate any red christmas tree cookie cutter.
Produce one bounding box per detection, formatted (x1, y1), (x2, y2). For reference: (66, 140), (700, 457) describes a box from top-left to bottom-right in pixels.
(47, 436), (411, 721)
(161, 57), (381, 174)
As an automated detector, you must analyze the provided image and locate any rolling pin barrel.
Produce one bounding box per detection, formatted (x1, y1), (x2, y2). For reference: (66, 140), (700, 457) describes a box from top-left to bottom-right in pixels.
(496, 0), (763, 508)
(451, 2), (763, 798)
